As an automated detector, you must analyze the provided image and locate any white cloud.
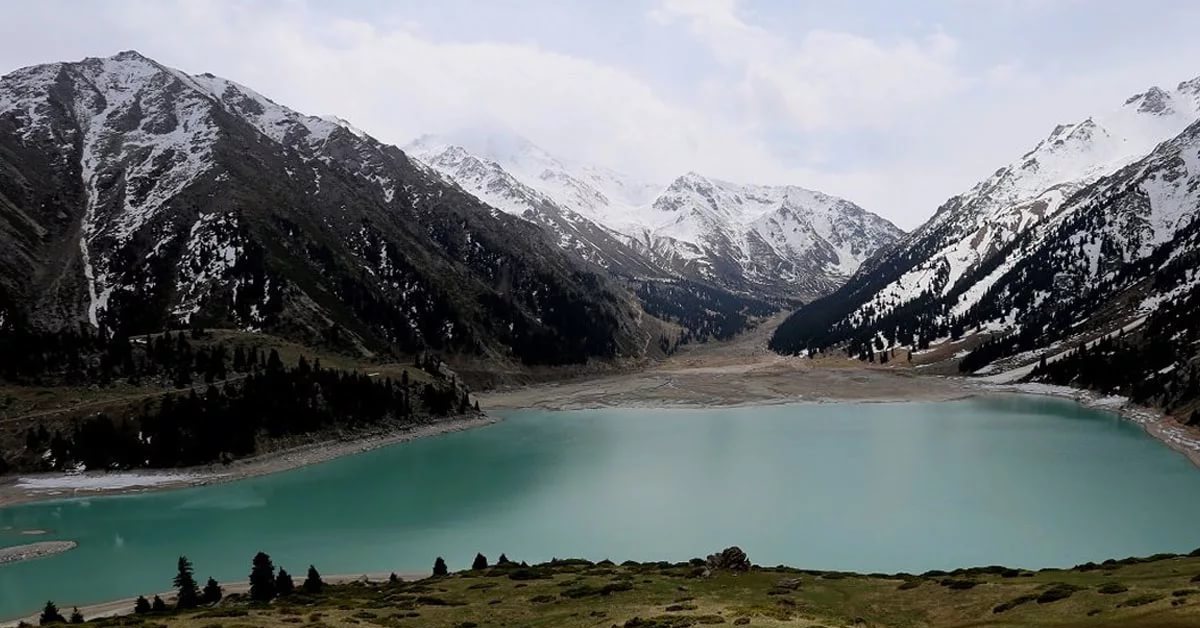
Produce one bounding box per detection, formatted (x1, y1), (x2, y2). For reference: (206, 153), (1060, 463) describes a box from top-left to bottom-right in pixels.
(2, 0), (1199, 230)
(653, 0), (968, 131)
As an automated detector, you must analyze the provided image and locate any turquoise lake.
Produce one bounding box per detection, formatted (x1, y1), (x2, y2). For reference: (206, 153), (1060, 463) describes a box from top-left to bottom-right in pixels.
(3, 395), (1200, 619)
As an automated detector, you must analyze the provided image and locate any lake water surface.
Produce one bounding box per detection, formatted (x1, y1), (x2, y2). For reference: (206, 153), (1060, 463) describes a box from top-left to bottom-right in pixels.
(3, 395), (1200, 619)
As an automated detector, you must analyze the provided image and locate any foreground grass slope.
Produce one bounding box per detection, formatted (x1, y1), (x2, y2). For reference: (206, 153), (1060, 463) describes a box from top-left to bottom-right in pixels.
(76, 553), (1200, 628)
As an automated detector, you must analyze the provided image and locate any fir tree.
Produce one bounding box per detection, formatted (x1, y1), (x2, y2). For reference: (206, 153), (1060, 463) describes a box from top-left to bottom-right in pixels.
(388, 572), (400, 584)
(275, 568), (295, 596)
(39, 601), (64, 625)
(134, 596), (151, 614)
(433, 556), (448, 576)
(249, 552), (276, 601)
(497, 553), (511, 565)
(68, 608), (83, 624)
(151, 596), (167, 612)
(202, 577), (223, 604)
(303, 565), (324, 594)
(472, 553), (488, 570)
(174, 555), (200, 609)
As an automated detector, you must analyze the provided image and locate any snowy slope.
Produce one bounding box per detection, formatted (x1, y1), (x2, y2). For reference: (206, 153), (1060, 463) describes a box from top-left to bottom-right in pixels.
(407, 135), (902, 300)
(848, 77), (1200, 329)
(771, 73), (1200, 368)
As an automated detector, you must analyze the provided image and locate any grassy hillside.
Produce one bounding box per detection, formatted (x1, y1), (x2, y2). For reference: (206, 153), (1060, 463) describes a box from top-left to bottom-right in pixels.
(60, 552), (1200, 628)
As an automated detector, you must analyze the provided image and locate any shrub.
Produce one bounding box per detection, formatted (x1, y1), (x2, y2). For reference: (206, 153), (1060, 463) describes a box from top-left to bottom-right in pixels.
(1037, 584), (1082, 604)
(1097, 583), (1128, 594)
(1119, 594), (1163, 607)
(993, 594), (1037, 613)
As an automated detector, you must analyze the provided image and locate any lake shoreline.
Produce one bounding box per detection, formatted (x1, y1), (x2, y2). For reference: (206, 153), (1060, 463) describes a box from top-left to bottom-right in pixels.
(4, 360), (1198, 510)
(0, 415), (497, 509)
(980, 381), (1200, 469)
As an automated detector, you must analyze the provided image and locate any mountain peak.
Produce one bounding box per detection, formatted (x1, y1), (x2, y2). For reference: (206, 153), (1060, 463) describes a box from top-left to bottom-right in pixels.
(110, 49), (152, 62)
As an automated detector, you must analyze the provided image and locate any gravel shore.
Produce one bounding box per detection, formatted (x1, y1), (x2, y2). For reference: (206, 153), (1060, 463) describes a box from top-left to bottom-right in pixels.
(0, 540), (78, 565)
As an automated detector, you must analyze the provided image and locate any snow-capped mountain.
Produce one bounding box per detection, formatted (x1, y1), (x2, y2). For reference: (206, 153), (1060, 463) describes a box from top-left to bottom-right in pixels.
(771, 74), (1200, 413)
(0, 51), (652, 365)
(841, 78), (1200, 328)
(641, 172), (904, 297)
(407, 133), (902, 300)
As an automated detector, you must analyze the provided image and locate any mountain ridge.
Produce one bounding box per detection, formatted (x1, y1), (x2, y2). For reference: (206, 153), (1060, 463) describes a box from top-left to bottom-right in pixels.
(406, 132), (903, 301)
(0, 51), (655, 368)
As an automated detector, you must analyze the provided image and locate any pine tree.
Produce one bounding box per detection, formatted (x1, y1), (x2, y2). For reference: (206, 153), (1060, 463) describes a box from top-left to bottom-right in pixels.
(433, 556), (448, 576)
(388, 572), (400, 584)
(39, 600), (64, 625)
(472, 553), (488, 570)
(174, 555), (201, 609)
(303, 565), (324, 594)
(134, 596), (151, 614)
(202, 577), (223, 604)
(497, 553), (511, 565)
(68, 608), (83, 624)
(151, 596), (167, 612)
(275, 568), (295, 596)
(266, 349), (283, 373)
(249, 552), (276, 601)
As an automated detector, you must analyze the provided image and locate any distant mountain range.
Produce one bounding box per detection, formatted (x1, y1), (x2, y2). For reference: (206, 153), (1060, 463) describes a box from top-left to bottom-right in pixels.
(771, 76), (1200, 416)
(405, 133), (903, 301)
(0, 51), (905, 371)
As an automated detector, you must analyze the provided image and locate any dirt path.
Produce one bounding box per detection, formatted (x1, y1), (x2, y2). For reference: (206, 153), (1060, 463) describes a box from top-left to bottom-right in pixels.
(0, 374), (251, 426)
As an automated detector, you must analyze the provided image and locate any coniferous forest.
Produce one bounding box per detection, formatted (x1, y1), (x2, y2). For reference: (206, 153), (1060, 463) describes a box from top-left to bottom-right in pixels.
(0, 327), (477, 473)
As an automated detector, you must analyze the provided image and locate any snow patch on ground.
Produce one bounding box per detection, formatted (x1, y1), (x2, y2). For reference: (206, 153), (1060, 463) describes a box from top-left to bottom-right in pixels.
(16, 472), (215, 491)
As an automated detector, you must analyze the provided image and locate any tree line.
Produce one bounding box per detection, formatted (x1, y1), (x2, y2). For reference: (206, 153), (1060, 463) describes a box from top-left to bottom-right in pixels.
(4, 328), (478, 472)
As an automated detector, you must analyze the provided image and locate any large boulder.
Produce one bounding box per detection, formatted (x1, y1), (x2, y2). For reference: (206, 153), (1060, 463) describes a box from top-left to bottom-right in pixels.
(705, 546), (751, 572)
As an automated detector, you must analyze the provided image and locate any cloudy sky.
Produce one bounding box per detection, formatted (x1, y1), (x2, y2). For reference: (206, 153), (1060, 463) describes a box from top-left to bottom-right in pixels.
(3, 0), (1199, 228)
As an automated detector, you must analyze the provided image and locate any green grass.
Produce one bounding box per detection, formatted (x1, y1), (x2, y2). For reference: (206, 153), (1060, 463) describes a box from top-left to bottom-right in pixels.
(75, 554), (1200, 628)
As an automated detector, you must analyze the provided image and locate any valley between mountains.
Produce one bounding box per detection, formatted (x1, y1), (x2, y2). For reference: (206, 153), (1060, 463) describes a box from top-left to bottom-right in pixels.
(1, 50), (1200, 484)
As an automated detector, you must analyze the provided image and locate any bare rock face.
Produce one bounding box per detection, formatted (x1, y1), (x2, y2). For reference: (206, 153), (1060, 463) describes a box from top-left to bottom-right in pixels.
(705, 546), (750, 573)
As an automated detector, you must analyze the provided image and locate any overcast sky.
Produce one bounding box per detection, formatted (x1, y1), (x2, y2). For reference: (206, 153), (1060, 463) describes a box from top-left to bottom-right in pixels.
(3, 0), (1200, 228)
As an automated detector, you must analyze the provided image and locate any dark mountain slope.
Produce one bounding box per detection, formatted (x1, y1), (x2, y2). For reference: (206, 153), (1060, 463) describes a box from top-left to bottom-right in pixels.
(0, 51), (647, 366)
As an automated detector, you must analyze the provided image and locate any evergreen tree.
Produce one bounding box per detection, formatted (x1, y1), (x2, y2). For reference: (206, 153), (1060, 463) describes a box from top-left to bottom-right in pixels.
(249, 552), (276, 601)
(39, 601), (64, 625)
(202, 577), (223, 604)
(497, 553), (510, 565)
(388, 572), (400, 584)
(174, 555), (200, 609)
(303, 565), (324, 594)
(134, 596), (151, 614)
(472, 553), (488, 570)
(275, 568), (295, 596)
(266, 349), (283, 373)
(433, 556), (448, 576)
(151, 596), (167, 612)
(68, 608), (83, 624)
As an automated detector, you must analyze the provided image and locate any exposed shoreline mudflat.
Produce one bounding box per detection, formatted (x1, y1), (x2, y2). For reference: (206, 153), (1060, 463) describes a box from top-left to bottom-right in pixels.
(0, 416), (496, 508)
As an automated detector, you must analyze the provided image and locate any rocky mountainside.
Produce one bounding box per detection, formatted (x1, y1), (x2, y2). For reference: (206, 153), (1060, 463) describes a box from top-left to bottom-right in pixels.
(771, 76), (1200, 414)
(407, 133), (902, 301)
(0, 51), (653, 367)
